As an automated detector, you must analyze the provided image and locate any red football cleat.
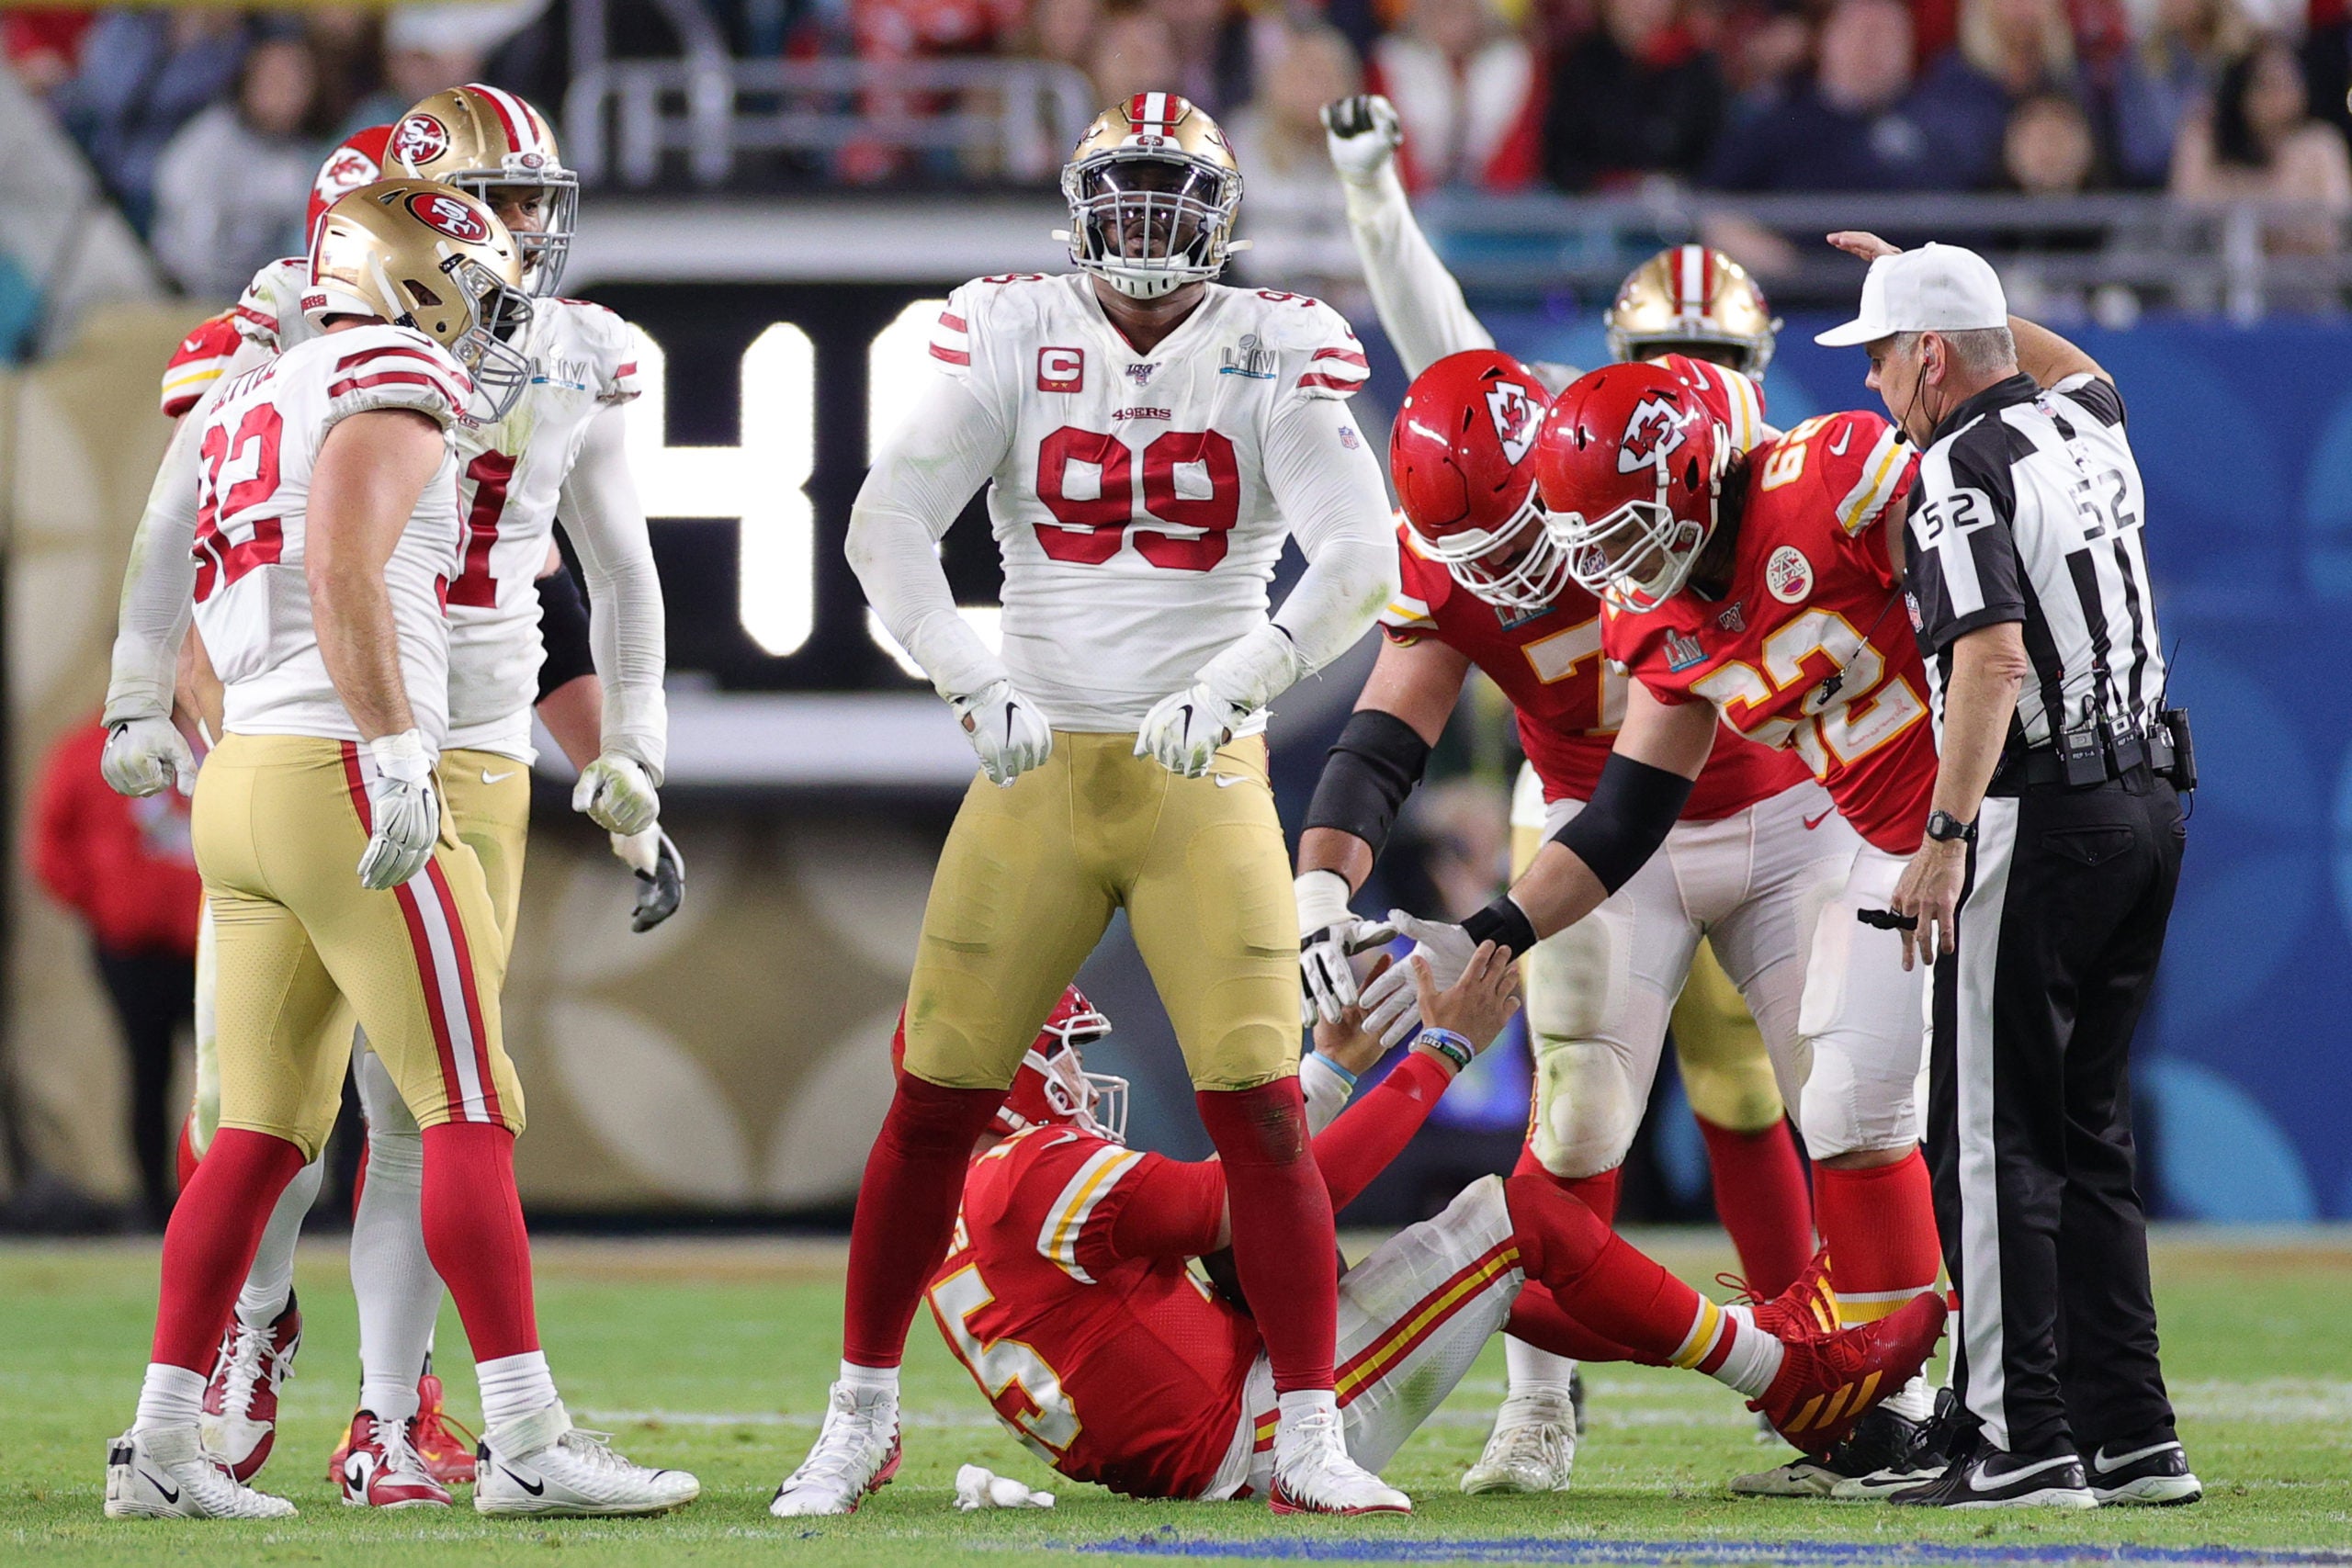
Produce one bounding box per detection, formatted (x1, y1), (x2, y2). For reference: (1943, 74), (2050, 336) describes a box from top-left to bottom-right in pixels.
(327, 1371), (478, 1486)
(1724, 1243), (1841, 1345)
(1752, 1291), (1946, 1456)
(200, 1292), (301, 1483)
(335, 1410), (453, 1509)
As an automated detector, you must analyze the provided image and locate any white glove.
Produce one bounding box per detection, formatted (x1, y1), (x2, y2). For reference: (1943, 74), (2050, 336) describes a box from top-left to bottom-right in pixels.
(356, 730), (440, 891)
(954, 1464), (1055, 1510)
(100, 716), (196, 798)
(573, 752), (660, 836)
(1295, 869), (1395, 1026)
(612, 825), (685, 931)
(1322, 94), (1402, 186)
(1359, 908), (1481, 1048)
(951, 678), (1054, 787)
(1137, 624), (1300, 779)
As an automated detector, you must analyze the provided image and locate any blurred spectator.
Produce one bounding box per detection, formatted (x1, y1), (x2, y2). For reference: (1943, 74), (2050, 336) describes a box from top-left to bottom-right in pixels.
(1910, 0), (2081, 187)
(302, 6), (391, 135)
(1030, 0), (1104, 67)
(379, 0), (547, 110)
(2003, 89), (2101, 189)
(843, 0), (1023, 182)
(1230, 22), (1363, 282)
(1366, 0), (1543, 190)
(3, 8), (93, 95)
(2109, 0), (2249, 186)
(151, 33), (335, 299)
(1148, 0), (1254, 112)
(49, 8), (248, 232)
(30, 716), (202, 1228)
(1543, 0), (1726, 190)
(1707, 0), (1972, 188)
(1715, 1), (1815, 105)
(2171, 35), (2352, 252)
(1085, 6), (1182, 105)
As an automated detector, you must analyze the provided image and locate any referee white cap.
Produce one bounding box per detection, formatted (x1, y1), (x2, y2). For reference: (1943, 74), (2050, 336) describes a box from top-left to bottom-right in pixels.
(1815, 243), (2008, 347)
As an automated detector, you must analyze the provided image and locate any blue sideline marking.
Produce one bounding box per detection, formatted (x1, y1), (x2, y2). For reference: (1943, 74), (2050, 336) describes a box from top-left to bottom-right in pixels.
(1072, 1539), (2352, 1566)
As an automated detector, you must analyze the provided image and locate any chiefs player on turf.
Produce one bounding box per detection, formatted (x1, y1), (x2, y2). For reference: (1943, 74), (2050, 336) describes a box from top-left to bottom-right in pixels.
(779, 92), (1403, 1517)
(924, 974), (1943, 1504)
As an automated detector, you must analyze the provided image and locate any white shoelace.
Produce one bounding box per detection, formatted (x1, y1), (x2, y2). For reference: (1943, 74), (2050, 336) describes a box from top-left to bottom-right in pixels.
(789, 1393), (892, 1488)
(217, 1322), (290, 1419)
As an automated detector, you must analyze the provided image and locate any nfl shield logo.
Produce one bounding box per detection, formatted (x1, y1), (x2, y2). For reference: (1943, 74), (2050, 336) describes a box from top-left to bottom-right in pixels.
(1126, 362), (1157, 387)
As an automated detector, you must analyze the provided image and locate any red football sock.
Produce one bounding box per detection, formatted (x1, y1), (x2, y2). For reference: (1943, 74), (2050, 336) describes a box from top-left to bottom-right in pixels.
(419, 1122), (538, 1361)
(1504, 1281), (1663, 1366)
(174, 1118), (200, 1193)
(842, 1074), (1005, 1369)
(1197, 1080), (1336, 1394)
(151, 1128), (308, 1370)
(1502, 1170), (1704, 1366)
(1814, 1148), (1940, 1325)
(1699, 1115), (1814, 1297)
(1510, 1142), (1623, 1227)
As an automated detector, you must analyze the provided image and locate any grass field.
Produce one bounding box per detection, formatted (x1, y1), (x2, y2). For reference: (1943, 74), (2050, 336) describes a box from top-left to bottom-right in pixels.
(6, 1229), (2348, 1566)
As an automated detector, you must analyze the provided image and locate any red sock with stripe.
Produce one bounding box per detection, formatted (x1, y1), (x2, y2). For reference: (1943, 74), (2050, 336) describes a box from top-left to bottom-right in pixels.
(1699, 1115), (1814, 1297)
(842, 1074), (1006, 1369)
(149, 1128), (309, 1371)
(1814, 1149), (1940, 1328)
(1197, 1081), (1336, 1393)
(419, 1122), (538, 1359)
(1510, 1141), (1623, 1225)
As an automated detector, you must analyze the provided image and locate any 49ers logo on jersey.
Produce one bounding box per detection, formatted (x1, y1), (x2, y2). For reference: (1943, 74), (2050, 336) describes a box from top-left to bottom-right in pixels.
(405, 191), (490, 243)
(391, 113), (450, 167)
(1617, 394), (1687, 474)
(1485, 380), (1539, 464)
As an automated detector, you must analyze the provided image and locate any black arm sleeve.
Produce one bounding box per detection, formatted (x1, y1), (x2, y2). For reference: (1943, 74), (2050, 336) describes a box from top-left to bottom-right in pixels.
(534, 563), (595, 703)
(1552, 752), (1695, 896)
(1302, 709), (1433, 858)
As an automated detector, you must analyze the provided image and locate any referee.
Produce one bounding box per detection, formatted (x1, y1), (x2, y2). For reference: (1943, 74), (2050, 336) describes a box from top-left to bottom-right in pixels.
(1816, 237), (2199, 1509)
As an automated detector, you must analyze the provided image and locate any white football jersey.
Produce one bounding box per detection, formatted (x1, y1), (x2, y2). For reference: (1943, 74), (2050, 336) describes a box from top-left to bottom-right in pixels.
(232, 258), (641, 760)
(190, 324), (469, 746)
(927, 272), (1370, 730)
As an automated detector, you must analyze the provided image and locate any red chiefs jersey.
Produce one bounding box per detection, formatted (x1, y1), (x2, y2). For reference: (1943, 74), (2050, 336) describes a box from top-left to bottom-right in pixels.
(1382, 535), (1806, 820)
(1602, 409), (1932, 854)
(159, 310), (243, 418)
(925, 1126), (1257, 1499)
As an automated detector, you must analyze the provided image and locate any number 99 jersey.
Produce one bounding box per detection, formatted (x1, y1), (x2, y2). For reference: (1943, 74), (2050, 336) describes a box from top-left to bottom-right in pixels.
(927, 273), (1373, 730)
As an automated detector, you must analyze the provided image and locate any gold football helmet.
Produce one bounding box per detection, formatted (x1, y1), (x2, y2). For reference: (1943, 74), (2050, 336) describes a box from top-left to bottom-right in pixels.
(305, 179), (535, 420)
(1605, 244), (1782, 377)
(388, 83), (576, 295)
(1058, 93), (1244, 299)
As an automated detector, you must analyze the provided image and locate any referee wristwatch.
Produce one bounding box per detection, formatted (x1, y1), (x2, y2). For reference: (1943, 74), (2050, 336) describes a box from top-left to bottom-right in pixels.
(1926, 809), (1977, 845)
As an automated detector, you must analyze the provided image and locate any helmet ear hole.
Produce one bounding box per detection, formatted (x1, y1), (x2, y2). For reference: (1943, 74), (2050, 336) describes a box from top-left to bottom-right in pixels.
(406, 279), (443, 308)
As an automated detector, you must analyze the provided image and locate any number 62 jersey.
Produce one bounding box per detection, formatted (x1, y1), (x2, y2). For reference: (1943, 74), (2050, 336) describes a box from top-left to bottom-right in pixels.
(924, 272), (1378, 730)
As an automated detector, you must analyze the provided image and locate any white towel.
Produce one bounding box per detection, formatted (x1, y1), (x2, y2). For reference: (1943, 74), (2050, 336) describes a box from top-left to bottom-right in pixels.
(954, 1463), (1056, 1510)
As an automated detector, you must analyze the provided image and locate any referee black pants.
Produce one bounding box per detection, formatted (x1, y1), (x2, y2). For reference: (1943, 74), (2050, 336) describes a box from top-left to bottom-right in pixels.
(1928, 770), (2184, 1461)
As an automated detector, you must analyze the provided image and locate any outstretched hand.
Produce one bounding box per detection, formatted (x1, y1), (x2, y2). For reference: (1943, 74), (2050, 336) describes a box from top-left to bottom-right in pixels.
(1410, 941), (1521, 1055)
(1827, 231), (1901, 263)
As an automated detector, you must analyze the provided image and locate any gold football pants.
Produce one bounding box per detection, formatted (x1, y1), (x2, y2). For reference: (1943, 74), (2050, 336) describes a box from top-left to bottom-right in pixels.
(903, 732), (1297, 1093)
(192, 733), (524, 1158)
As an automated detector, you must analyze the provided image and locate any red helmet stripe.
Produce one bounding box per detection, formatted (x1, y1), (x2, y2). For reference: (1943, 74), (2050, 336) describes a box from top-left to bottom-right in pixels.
(469, 83), (532, 153)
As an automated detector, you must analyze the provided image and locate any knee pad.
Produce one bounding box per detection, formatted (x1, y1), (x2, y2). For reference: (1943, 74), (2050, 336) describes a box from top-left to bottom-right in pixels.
(1528, 1040), (1641, 1179)
(1523, 908), (1627, 1044)
(1794, 1035), (1922, 1161)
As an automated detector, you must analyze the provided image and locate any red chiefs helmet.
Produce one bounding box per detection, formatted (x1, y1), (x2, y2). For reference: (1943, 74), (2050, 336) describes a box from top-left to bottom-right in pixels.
(1532, 361), (1731, 614)
(306, 125), (394, 247)
(890, 987), (1127, 1143)
(1389, 350), (1571, 612)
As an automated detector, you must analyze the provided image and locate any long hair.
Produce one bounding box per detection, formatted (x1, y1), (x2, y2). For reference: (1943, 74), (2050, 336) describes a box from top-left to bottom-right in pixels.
(2211, 39), (2301, 168)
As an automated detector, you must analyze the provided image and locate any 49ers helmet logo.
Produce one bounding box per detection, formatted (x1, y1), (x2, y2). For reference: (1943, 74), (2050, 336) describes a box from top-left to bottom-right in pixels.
(391, 112), (449, 166)
(1617, 394), (1688, 474)
(405, 191), (490, 243)
(1485, 380), (1539, 464)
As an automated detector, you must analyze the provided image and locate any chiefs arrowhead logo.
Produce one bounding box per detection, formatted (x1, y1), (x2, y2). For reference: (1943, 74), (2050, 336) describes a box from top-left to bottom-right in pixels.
(1617, 394), (1687, 475)
(313, 147), (381, 208)
(390, 112), (449, 168)
(405, 191), (490, 243)
(1485, 380), (1538, 465)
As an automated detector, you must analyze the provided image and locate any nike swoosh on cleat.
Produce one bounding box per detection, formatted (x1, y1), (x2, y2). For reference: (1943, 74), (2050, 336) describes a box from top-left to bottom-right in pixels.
(1971, 1454), (2079, 1491)
(2094, 1440), (2180, 1473)
(499, 1465), (546, 1496)
(481, 770), (515, 784)
(1804, 807), (1835, 830)
(141, 1471), (180, 1504)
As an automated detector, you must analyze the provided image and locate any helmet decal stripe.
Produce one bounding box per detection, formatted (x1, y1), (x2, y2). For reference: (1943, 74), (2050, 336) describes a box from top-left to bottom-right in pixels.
(1679, 244), (1707, 313)
(469, 83), (533, 152)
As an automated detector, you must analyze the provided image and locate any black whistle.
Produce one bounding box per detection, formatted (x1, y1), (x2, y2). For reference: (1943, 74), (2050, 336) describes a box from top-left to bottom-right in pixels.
(1857, 908), (1919, 931)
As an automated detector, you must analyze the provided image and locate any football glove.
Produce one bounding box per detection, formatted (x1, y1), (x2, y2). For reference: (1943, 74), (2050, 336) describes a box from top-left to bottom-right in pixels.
(952, 678), (1054, 787)
(356, 730), (440, 891)
(1322, 94), (1402, 185)
(612, 825), (685, 932)
(1135, 683), (1242, 779)
(1358, 908), (1479, 1048)
(100, 716), (197, 798)
(572, 753), (660, 837)
(1295, 869), (1395, 1026)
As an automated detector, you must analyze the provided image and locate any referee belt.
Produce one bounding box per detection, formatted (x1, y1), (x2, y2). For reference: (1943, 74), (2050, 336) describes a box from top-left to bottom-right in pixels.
(1992, 729), (2178, 794)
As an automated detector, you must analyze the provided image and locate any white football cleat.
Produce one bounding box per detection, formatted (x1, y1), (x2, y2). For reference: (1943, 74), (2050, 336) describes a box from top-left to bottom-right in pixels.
(1461, 1390), (1577, 1495)
(105, 1426), (297, 1519)
(474, 1403), (699, 1517)
(1268, 1403), (1410, 1516)
(770, 1382), (902, 1517)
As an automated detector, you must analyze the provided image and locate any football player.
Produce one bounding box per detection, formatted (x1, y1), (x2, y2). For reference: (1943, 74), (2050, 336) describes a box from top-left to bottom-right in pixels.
(101, 85), (676, 1506)
(103, 181), (694, 1519)
(1317, 90), (1826, 1490)
(925, 969), (1946, 1504)
(779, 92), (1405, 1517)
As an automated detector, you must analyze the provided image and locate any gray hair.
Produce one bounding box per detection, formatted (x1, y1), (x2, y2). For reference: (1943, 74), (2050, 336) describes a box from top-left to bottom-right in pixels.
(1892, 325), (2018, 378)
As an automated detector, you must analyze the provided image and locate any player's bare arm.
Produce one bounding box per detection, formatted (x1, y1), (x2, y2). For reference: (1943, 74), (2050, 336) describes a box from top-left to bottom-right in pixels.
(308, 406), (443, 741)
(1298, 636), (1471, 891)
(1890, 621), (2030, 969)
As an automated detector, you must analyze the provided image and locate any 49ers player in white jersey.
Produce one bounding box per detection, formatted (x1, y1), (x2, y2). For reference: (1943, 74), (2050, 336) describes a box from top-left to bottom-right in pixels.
(101, 85), (673, 1509)
(775, 92), (1404, 1518)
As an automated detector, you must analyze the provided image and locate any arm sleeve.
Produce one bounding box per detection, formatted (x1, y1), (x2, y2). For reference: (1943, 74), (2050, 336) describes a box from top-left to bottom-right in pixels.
(532, 561), (596, 700)
(1261, 396), (1403, 683)
(1102, 1156), (1230, 1263)
(1341, 164), (1494, 378)
(105, 411), (208, 726)
(844, 367), (1012, 702)
(556, 403), (668, 778)
(1312, 1050), (1454, 1213)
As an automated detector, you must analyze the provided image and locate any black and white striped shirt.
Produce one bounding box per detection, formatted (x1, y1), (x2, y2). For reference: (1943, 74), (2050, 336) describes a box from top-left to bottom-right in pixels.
(1903, 372), (2166, 750)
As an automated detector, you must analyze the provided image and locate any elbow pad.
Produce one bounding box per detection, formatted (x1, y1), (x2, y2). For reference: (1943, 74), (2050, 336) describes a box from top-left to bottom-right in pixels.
(1303, 709), (1432, 857)
(1553, 753), (1694, 896)
(535, 564), (596, 702)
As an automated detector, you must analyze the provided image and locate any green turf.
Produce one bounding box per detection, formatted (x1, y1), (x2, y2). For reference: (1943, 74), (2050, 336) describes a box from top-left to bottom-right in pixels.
(4, 1230), (2347, 1565)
